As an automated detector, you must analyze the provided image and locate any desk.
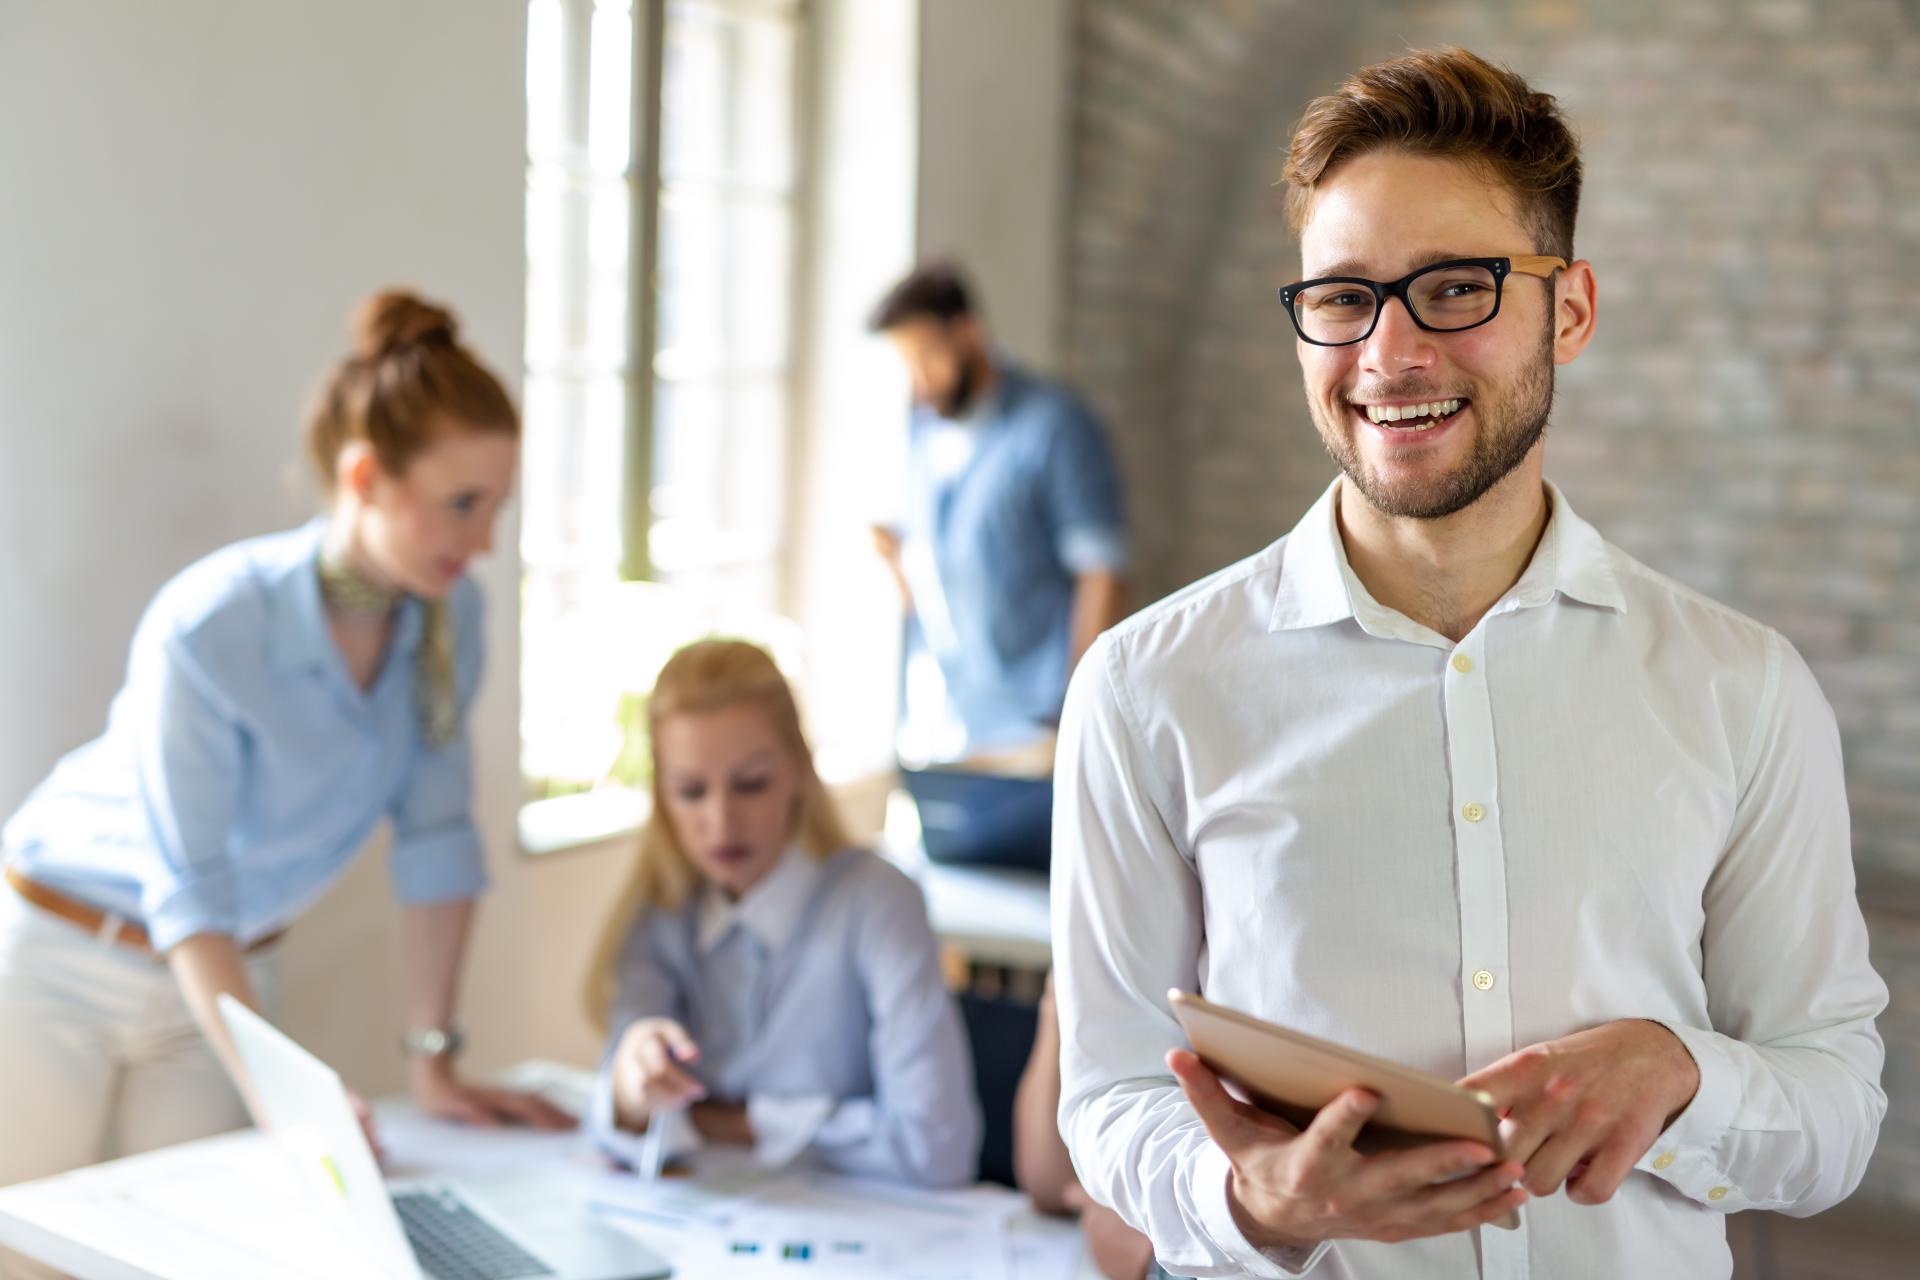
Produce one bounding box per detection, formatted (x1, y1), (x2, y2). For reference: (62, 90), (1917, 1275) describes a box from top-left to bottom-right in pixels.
(0, 1062), (1090, 1280)
(883, 837), (1053, 972)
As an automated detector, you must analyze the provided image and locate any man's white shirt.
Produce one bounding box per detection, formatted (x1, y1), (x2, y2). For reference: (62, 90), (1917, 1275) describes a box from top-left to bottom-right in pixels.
(1052, 477), (1887, 1279)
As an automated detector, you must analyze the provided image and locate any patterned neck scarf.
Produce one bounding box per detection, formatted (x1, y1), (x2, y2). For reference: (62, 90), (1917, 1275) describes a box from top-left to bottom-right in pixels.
(315, 545), (458, 749)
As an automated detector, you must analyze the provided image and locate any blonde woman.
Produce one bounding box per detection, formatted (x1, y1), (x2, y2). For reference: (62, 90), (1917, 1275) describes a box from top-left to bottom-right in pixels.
(584, 640), (979, 1187)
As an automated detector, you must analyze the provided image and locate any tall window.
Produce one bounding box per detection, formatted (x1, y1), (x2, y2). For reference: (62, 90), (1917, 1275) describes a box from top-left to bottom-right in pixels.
(521, 0), (803, 831)
(652, 1), (800, 603)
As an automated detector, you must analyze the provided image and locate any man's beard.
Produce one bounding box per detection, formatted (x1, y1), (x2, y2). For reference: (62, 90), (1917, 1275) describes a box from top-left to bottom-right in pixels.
(936, 352), (983, 419)
(1319, 325), (1555, 521)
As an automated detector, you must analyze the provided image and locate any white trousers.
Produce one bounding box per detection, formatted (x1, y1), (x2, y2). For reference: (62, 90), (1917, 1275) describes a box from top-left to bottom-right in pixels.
(0, 885), (280, 1278)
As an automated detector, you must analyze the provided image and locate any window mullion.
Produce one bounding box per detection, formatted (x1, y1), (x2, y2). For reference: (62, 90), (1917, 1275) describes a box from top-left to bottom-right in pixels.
(622, 0), (667, 582)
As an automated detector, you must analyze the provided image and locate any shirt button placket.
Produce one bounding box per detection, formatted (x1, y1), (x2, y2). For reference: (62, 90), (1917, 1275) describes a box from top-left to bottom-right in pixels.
(1443, 634), (1527, 1279)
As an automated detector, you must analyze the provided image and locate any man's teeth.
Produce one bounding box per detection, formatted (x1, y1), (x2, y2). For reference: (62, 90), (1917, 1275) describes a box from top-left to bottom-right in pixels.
(1362, 398), (1462, 425)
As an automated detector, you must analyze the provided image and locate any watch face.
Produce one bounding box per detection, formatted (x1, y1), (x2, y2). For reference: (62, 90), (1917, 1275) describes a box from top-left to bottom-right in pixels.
(406, 1027), (460, 1057)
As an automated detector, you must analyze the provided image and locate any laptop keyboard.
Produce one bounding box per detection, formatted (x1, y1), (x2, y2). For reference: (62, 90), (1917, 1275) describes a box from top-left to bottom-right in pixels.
(392, 1189), (556, 1280)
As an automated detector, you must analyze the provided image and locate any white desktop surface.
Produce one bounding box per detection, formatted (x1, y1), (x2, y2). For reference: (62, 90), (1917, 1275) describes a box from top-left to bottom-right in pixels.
(0, 1061), (1092, 1280)
(882, 838), (1053, 971)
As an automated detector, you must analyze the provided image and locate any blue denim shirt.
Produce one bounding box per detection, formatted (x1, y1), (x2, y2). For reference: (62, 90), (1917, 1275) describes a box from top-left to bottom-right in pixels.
(2, 520), (489, 951)
(901, 362), (1127, 751)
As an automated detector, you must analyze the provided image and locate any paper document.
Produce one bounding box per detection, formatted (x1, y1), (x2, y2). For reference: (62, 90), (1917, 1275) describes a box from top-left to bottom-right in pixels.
(671, 1174), (1013, 1280)
(585, 1145), (775, 1230)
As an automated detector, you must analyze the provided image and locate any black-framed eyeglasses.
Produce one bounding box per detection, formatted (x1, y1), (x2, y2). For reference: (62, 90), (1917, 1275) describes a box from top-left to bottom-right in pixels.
(1277, 255), (1567, 347)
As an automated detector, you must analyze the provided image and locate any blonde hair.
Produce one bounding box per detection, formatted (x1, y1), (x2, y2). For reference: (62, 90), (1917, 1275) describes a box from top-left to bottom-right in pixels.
(582, 639), (853, 1030)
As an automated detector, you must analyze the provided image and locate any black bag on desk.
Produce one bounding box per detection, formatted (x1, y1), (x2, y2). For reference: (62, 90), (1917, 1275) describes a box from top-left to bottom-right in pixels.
(903, 767), (1053, 873)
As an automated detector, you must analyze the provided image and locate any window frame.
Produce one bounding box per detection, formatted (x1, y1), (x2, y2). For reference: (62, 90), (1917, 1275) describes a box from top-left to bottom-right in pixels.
(519, 0), (811, 851)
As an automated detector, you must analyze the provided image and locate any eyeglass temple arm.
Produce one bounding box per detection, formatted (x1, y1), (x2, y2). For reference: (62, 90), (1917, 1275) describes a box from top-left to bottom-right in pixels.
(1510, 255), (1569, 278)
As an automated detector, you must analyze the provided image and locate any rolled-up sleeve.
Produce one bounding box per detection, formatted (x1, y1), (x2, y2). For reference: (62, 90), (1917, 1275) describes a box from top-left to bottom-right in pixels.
(387, 733), (487, 905)
(1638, 633), (1888, 1215)
(1043, 405), (1129, 575)
(1054, 634), (1318, 1278)
(134, 638), (249, 952)
(751, 869), (979, 1188)
(387, 592), (489, 905)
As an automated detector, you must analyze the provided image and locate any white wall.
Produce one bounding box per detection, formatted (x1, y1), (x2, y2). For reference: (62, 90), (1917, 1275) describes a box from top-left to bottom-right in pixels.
(0, 0), (602, 1093)
(915, 0), (1073, 369)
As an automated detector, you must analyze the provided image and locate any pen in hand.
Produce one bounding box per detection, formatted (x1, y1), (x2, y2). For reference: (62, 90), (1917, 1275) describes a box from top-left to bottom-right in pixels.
(637, 1107), (675, 1182)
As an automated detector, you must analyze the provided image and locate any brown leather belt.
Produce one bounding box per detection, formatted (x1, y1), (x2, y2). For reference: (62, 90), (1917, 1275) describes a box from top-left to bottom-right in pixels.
(4, 865), (285, 958)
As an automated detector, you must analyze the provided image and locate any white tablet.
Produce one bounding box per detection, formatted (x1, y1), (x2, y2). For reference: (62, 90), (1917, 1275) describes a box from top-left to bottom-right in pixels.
(1169, 989), (1519, 1230)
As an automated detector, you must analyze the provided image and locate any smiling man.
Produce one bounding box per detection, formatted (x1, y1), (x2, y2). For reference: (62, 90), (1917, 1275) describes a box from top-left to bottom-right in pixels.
(1051, 48), (1888, 1280)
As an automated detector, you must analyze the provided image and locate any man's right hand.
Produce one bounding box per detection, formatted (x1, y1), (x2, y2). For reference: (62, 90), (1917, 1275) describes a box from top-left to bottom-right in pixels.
(1168, 1049), (1528, 1251)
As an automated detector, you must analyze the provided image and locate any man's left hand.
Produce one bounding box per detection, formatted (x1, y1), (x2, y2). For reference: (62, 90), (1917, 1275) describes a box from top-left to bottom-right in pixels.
(410, 1061), (578, 1131)
(1458, 1019), (1699, 1206)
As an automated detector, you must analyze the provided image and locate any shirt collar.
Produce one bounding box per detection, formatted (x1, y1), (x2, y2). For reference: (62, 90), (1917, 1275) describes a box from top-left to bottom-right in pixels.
(270, 518), (426, 675)
(696, 844), (821, 956)
(1267, 480), (1356, 633)
(983, 354), (1025, 418)
(1269, 477), (1627, 638)
(1508, 480), (1628, 615)
(269, 519), (338, 672)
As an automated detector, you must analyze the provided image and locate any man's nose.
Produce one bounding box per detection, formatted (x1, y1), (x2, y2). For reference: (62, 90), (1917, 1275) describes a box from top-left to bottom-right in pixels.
(1359, 297), (1438, 377)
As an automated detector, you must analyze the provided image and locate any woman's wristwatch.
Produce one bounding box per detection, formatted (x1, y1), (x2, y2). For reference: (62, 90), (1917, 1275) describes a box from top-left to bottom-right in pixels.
(401, 1024), (465, 1060)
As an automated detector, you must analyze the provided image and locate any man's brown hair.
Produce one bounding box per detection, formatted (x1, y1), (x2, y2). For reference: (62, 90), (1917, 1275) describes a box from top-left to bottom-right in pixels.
(867, 260), (976, 333)
(1283, 47), (1582, 261)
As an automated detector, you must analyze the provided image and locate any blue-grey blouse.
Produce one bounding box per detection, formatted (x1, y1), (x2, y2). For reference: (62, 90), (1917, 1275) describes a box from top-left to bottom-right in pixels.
(589, 846), (981, 1188)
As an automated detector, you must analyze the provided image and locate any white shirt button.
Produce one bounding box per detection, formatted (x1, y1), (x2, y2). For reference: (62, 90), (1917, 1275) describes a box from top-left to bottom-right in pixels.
(1452, 653), (1474, 674)
(1471, 969), (1495, 991)
(1652, 1152), (1675, 1170)
(1707, 1186), (1729, 1201)
(1462, 802), (1486, 823)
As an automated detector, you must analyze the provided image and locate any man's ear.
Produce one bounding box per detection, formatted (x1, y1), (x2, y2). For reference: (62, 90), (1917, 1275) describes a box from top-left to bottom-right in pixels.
(1552, 260), (1598, 366)
(951, 312), (987, 354)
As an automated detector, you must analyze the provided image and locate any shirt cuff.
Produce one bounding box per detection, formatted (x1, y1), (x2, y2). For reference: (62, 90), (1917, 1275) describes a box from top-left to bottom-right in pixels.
(1189, 1142), (1330, 1278)
(1636, 1019), (1746, 1210)
(389, 824), (490, 905)
(1058, 526), (1129, 575)
(587, 1064), (652, 1169)
(587, 1065), (704, 1169)
(746, 1094), (837, 1170)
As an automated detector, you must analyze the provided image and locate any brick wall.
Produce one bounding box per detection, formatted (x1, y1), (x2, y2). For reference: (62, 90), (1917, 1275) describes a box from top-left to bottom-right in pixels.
(1065, 0), (1919, 1208)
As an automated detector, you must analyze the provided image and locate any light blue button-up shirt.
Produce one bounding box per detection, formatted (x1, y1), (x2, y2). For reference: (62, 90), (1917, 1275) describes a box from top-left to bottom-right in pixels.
(3, 520), (490, 952)
(901, 361), (1128, 753)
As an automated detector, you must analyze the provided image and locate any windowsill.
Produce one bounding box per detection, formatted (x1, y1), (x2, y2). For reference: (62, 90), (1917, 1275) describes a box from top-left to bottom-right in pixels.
(518, 787), (651, 858)
(516, 761), (900, 859)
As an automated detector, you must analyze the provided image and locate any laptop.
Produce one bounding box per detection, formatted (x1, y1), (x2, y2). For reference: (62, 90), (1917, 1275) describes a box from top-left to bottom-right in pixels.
(218, 995), (672, 1280)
